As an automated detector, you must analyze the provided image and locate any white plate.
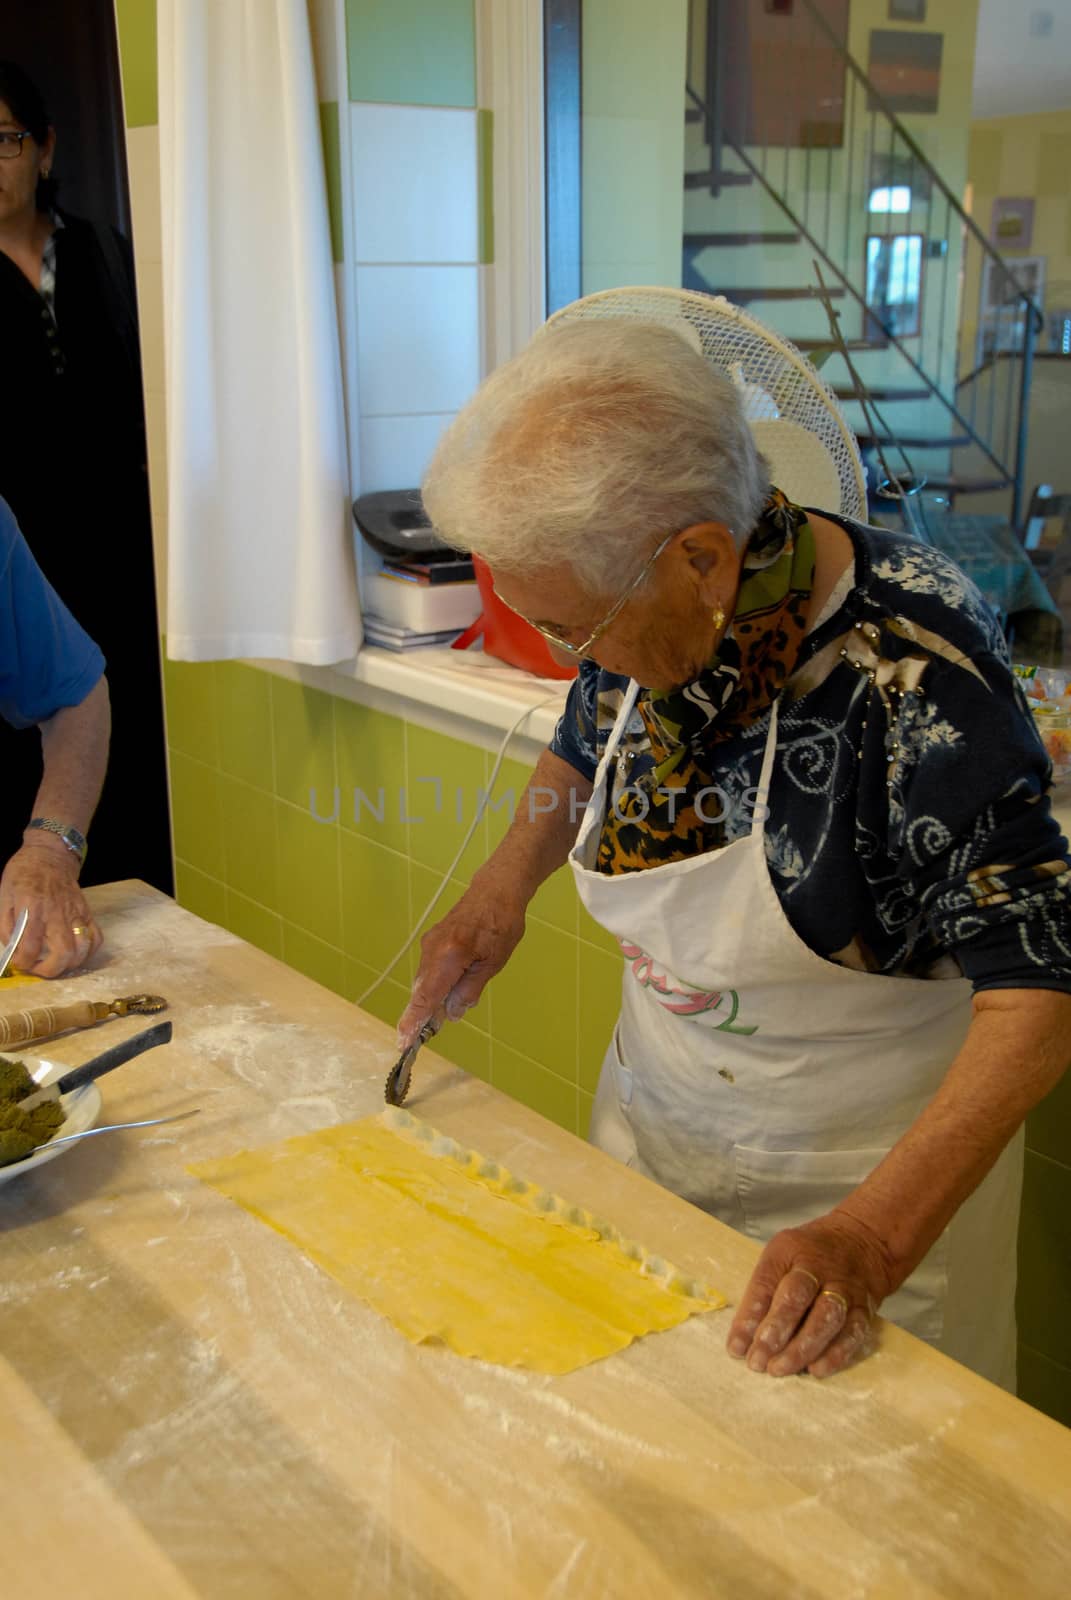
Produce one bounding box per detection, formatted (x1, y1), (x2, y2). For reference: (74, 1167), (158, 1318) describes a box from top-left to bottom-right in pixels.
(0, 1051), (103, 1185)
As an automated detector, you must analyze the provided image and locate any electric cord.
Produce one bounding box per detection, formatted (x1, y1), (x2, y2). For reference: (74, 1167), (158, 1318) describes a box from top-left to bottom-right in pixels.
(354, 692), (565, 1008)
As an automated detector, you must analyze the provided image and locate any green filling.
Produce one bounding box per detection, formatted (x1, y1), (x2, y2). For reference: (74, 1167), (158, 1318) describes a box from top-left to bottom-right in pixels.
(0, 1057), (64, 1167)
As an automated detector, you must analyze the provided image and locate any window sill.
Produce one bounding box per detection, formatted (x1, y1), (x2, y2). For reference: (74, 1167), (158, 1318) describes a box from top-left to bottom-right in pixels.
(247, 642), (571, 762)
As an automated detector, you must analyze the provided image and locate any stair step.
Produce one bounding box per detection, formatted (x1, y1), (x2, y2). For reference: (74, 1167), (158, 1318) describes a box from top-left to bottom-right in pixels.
(835, 386), (929, 402)
(793, 336), (886, 352)
(713, 285), (848, 305)
(856, 432), (972, 450)
(679, 229), (802, 246)
(916, 474), (1011, 495)
(683, 169), (756, 189)
(685, 107), (703, 123)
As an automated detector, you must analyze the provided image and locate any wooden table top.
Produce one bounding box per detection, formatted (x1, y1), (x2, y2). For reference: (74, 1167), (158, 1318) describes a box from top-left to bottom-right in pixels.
(1, 881), (1068, 1599)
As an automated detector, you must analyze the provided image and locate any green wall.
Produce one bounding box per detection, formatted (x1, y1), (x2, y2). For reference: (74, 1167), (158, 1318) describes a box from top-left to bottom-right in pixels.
(165, 659), (621, 1137)
(319, 101), (344, 264)
(114, 0), (158, 127)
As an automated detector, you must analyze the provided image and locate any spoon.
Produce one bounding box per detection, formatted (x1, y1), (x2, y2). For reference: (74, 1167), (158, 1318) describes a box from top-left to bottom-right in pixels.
(36, 1108), (200, 1152)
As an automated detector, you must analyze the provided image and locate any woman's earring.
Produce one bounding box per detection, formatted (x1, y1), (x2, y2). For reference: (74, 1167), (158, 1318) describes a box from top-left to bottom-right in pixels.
(712, 605), (727, 633)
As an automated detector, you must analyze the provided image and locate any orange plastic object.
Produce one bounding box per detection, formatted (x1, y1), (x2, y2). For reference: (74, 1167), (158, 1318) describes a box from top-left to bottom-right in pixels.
(451, 556), (577, 681)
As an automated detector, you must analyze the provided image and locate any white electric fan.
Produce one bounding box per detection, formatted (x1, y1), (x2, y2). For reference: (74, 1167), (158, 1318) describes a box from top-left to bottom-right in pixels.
(545, 286), (868, 522)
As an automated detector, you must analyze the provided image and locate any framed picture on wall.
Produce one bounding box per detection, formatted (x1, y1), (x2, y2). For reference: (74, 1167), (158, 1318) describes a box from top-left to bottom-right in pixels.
(888, 0), (927, 19)
(990, 197), (1035, 250)
(976, 255), (1047, 366)
(868, 30), (943, 113)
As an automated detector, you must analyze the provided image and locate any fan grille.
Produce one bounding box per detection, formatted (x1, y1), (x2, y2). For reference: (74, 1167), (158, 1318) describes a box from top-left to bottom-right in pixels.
(546, 286), (867, 522)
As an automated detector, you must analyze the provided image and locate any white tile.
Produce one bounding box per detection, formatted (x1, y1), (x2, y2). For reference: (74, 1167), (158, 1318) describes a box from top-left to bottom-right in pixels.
(357, 413), (455, 493)
(350, 103), (478, 264)
(355, 265), (480, 416)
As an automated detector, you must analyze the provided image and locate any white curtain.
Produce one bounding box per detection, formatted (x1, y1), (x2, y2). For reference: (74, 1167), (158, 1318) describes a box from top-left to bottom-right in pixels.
(159, 0), (361, 663)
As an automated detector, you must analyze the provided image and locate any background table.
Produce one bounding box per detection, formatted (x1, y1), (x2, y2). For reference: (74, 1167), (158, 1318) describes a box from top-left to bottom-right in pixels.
(875, 506), (1064, 663)
(1, 882), (1069, 1598)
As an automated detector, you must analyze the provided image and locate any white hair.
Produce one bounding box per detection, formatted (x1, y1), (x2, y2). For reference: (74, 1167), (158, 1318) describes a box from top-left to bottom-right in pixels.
(421, 318), (770, 595)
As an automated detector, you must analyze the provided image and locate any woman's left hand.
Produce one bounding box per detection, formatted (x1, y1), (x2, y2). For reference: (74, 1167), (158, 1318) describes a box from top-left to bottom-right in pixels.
(726, 1210), (897, 1379)
(0, 844), (103, 977)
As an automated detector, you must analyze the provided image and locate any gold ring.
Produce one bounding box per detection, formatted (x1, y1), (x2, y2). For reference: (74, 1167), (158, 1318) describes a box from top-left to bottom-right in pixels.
(819, 1289), (850, 1314)
(70, 923), (89, 936)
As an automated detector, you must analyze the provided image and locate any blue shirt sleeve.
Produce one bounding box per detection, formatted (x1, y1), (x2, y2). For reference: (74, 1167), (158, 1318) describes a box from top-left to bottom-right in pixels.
(886, 631), (1071, 995)
(548, 659), (602, 782)
(0, 497), (105, 729)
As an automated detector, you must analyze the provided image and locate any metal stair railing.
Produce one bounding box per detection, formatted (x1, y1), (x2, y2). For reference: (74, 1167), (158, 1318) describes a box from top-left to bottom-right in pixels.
(686, 0), (1042, 524)
(688, 86), (1013, 491)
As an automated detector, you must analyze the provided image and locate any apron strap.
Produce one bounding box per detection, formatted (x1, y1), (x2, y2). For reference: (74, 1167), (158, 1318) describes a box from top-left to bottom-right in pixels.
(600, 679), (642, 771)
(750, 698), (781, 841)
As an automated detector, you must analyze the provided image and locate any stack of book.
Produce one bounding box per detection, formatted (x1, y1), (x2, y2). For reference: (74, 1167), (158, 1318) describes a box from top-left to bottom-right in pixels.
(362, 557), (481, 651)
(382, 556), (474, 585)
(362, 618), (466, 651)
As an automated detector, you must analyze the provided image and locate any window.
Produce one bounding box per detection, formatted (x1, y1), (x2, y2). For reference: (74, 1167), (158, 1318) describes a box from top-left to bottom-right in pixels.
(865, 233), (923, 338)
(868, 185), (913, 214)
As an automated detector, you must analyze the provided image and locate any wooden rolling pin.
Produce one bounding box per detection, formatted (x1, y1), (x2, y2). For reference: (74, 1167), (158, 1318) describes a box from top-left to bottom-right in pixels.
(0, 994), (168, 1050)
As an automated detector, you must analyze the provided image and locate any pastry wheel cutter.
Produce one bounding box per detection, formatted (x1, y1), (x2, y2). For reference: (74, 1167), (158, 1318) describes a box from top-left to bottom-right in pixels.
(0, 992), (168, 1050)
(385, 1014), (443, 1106)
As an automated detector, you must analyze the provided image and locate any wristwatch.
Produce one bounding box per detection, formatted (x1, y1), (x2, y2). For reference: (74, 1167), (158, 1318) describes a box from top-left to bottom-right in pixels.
(26, 816), (88, 866)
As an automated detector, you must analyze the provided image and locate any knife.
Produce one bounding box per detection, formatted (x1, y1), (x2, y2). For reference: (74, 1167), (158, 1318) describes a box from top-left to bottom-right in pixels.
(0, 908), (29, 980)
(19, 1019), (174, 1113)
(384, 1013), (443, 1106)
(0, 993), (168, 1049)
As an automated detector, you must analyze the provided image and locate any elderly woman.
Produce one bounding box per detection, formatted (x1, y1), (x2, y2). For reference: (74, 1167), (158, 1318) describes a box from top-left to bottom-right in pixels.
(399, 317), (1071, 1389)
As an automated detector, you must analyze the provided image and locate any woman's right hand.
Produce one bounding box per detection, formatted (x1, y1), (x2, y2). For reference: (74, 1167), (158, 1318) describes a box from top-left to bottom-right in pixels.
(397, 875), (527, 1047)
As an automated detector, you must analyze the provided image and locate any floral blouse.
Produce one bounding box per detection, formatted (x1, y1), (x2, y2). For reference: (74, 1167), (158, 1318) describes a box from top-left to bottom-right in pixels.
(550, 517), (1071, 993)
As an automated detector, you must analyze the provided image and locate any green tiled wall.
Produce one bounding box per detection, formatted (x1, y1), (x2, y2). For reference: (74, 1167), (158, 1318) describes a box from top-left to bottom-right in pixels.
(345, 0), (476, 108)
(319, 102), (345, 264)
(115, 0), (158, 127)
(477, 108), (494, 265)
(1016, 1137), (1071, 1426)
(164, 660), (622, 1136)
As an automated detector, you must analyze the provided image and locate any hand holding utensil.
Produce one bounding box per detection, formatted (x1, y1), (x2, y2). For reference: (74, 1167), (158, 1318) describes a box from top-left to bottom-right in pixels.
(385, 1013), (443, 1106)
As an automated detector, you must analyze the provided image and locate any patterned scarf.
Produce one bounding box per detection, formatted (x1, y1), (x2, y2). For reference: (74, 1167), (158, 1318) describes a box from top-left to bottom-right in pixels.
(597, 487), (816, 874)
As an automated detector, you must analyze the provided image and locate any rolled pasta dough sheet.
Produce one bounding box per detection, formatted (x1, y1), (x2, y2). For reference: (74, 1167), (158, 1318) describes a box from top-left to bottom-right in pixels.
(190, 1107), (727, 1374)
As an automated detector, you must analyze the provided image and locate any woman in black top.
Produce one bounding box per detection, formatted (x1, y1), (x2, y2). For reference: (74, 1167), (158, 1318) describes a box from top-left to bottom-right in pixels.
(0, 59), (170, 893)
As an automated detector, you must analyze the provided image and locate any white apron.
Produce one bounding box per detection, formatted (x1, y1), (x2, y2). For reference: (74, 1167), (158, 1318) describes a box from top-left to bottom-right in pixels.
(570, 682), (1023, 1388)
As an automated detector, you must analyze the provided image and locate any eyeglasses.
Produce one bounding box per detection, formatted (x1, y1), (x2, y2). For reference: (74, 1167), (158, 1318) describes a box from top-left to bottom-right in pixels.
(508, 527), (680, 659)
(0, 130), (32, 160)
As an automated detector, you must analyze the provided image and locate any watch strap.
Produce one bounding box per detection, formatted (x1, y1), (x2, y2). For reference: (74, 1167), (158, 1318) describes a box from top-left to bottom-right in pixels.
(26, 816), (88, 865)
